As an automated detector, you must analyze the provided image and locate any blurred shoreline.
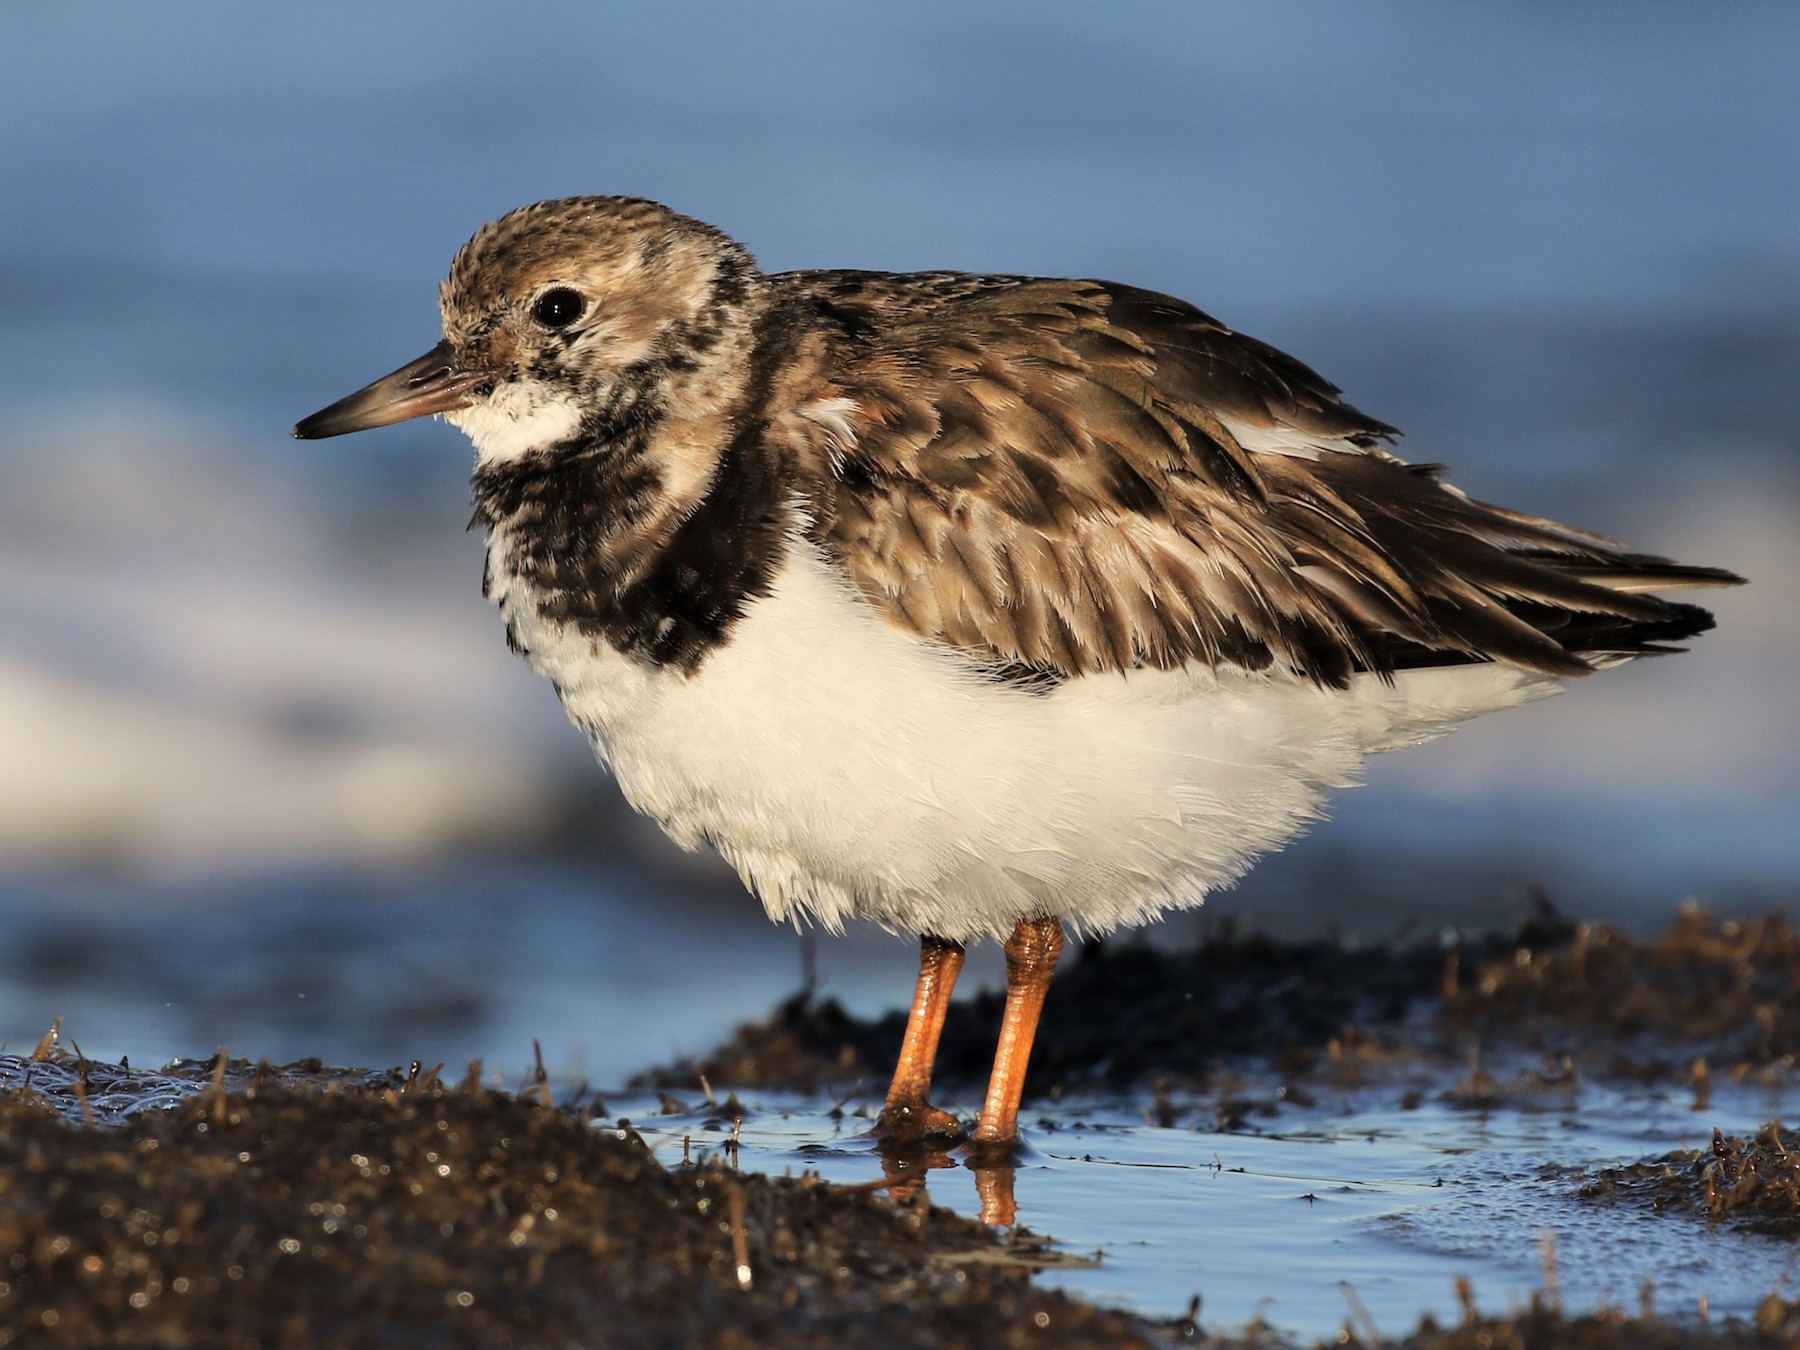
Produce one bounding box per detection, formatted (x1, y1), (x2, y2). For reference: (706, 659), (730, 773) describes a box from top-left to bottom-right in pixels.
(2, 0), (1794, 1101)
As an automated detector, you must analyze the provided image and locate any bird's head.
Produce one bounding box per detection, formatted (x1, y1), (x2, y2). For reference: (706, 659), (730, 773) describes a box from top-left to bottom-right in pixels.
(294, 196), (765, 465)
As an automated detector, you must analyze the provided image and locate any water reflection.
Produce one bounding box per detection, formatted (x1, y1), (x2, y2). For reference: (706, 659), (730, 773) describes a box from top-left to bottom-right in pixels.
(869, 1135), (1023, 1226)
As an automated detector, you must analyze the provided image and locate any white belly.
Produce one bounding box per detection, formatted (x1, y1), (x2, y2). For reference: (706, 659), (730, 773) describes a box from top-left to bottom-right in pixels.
(490, 535), (1560, 941)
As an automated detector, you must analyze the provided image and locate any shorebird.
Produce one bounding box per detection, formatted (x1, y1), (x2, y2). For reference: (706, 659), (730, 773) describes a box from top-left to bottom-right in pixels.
(295, 196), (1740, 1152)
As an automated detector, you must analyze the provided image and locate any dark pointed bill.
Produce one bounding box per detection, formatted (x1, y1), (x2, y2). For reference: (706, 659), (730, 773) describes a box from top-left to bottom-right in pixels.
(292, 340), (485, 439)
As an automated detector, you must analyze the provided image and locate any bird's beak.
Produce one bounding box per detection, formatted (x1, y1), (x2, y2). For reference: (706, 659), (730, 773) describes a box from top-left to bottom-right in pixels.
(292, 340), (486, 439)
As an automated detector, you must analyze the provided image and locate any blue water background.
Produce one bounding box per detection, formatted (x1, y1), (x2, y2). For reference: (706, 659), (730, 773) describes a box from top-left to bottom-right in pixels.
(0, 3), (1794, 1075)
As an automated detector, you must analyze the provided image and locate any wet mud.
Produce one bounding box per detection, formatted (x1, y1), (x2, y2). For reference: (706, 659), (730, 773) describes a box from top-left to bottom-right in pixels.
(3, 905), (1798, 1347)
(0, 1053), (1145, 1349)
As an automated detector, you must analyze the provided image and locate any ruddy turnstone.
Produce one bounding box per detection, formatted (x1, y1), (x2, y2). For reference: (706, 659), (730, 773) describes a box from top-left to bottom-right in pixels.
(295, 196), (1741, 1151)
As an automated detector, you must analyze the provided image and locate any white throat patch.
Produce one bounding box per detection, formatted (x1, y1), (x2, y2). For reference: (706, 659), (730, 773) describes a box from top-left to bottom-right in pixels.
(446, 383), (584, 465)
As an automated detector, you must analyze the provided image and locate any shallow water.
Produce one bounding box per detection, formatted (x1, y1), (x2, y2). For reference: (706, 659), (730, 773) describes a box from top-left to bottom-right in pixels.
(0, 862), (929, 1078)
(619, 1074), (1800, 1339)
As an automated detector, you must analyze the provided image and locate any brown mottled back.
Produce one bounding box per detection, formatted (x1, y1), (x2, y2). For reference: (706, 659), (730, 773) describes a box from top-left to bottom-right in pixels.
(772, 272), (1737, 687)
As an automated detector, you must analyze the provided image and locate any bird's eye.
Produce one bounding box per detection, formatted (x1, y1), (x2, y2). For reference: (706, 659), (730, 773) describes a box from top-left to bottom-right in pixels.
(531, 287), (586, 329)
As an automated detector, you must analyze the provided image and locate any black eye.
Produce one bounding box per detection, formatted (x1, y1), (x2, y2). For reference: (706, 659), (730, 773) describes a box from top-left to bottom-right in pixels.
(531, 287), (586, 329)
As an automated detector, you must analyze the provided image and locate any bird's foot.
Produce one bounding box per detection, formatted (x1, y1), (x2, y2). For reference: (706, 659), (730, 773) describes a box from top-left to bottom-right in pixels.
(874, 1101), (967, 1148)
(964, 1126), (1032, 1167)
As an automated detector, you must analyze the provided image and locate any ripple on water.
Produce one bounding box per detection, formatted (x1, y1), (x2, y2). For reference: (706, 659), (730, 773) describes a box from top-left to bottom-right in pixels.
(623, 1073), (1800, 1341)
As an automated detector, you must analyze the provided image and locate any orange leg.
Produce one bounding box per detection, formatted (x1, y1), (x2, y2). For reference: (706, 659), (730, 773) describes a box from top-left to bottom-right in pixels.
(973, 1163), (1020, 1227)
(878, 934), (967, 1142)
(971, 915), (1064, 1150)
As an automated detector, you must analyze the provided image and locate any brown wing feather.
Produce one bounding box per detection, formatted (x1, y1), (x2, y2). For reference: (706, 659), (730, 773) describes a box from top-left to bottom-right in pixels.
(780, 272), (1741, 688)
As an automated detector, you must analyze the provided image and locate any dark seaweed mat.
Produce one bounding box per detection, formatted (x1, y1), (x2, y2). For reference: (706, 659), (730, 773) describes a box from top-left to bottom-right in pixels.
(642, 905), (1800, 1100)
(1373, 1300), (1800, 1349)
(638, 921), (1511, 1097)
(1580, 1122), (1800, 1236)
(0, 1073), (1148, 1349)
(1440, 907), (1800, 1079)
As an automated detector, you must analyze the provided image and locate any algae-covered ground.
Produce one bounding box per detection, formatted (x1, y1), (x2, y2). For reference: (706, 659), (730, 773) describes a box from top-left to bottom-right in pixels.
(647, 903), (1800, 1097)
(2, 906), (1798, 1347)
